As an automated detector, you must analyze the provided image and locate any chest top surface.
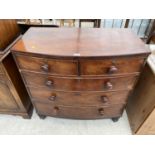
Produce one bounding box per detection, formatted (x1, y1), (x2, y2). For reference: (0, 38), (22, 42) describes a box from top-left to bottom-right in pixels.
(11, 28), (150, 57)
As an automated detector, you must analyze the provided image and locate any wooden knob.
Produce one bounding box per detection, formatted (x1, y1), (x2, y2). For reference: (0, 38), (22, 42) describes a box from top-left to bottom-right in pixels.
(108, 66), (118, 74)
(49, 95), (56, 101)
(45, 80), (54, 87)
(53, 106), (59, 114)
(98, 108), (104, 115)
(105, 81), (113, 90)
(101, 96), (109, 104)
(41, 64), (49, 72)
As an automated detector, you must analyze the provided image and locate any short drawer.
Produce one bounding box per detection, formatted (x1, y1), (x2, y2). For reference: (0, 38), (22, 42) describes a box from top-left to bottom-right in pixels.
(29, 87), (130, 106)
(23, 72), (138, 91)
(80, 57), (144, 76)
(15, 55), (78, 76)
(34, 102), (124, 119)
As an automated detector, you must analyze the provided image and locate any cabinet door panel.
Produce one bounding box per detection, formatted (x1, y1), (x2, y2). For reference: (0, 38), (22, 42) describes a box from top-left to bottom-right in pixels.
(0, 81), (19, 110)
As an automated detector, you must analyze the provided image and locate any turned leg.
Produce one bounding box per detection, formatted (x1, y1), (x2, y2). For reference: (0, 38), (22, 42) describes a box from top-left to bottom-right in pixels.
(111, 117), (120, 122)
(38, 114), (47, 119)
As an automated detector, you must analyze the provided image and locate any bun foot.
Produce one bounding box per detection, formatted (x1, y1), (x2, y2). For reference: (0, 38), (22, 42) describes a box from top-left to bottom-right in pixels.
(111, 117), (120, 122)
(38, 114), (47, 119)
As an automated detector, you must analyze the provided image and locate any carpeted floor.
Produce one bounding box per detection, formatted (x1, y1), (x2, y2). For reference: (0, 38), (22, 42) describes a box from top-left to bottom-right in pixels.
(0, 110), (131, 135)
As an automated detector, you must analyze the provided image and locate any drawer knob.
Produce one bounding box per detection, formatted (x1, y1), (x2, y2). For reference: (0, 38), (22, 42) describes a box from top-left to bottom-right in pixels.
(98, 108), (104, 115)
(104, 81), (113, 90)
(101, 96), (109, 104)
(41, 64), (49, 72)
(53, 106), (59, 114)
(108, 66), (118, 74)
(49, 95), (56, 101)
(46, 80), (54, 87)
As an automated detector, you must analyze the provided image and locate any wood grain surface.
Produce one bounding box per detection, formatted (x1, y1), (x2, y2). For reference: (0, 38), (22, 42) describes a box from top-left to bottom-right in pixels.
(12, 28), (149, 120)
(12, 28), (150, 57)
(0, 20), (20, 51)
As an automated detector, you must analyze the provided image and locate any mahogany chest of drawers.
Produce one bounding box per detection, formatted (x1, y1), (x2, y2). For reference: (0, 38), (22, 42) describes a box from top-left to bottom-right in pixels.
(11, 28), (150, 121)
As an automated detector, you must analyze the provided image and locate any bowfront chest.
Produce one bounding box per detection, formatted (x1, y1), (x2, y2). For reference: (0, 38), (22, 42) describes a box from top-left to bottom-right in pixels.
(11, 28), (150, 121)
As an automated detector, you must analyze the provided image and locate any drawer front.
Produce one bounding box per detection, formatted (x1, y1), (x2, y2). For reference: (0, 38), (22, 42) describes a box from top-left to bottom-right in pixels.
(80, 58), (144, 76)
(34, 102), (124, 119)
(29, 87), (130, 106)
(15, 55), (78, 76)
(23, 72), (137, 91)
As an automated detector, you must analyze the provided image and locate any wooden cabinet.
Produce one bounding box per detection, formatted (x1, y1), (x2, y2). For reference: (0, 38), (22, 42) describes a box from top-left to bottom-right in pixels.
(136, 109), (155, 134)
(0, 79), (19, 110)
(126, 62), (155, 134)
(11, 28), (150, 120)
(0, 20), (20, 51)
(0, 52), (33, 118)
(0, 19), (33, 118)
(0, 19), (20, 58)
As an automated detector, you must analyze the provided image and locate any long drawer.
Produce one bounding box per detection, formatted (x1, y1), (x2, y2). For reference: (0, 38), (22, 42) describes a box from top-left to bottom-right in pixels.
(22, 71), (138, 91)
(34, 102), (124, 119)
(28, 87), (130, 106)
(80, 57), (144, 76)
(15, 55), (78, 76)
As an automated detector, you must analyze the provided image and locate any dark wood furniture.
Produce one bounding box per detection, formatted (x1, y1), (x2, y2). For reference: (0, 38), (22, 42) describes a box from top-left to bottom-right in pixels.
(11, 28), (150, 120)
(0, 51), (33, 118)
(0, 19), (33, 118)
(0, 20), (20, 51)
(126, 60), (155, 134)
(18, 23), (59, 34)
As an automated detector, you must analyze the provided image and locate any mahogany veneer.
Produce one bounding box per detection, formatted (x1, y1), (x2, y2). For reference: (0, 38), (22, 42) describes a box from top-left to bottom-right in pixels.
(11, 28), (150, 120)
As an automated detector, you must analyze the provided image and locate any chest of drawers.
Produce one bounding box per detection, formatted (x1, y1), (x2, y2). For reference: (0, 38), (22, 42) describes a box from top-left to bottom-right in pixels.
(11, 28), (150, 121)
